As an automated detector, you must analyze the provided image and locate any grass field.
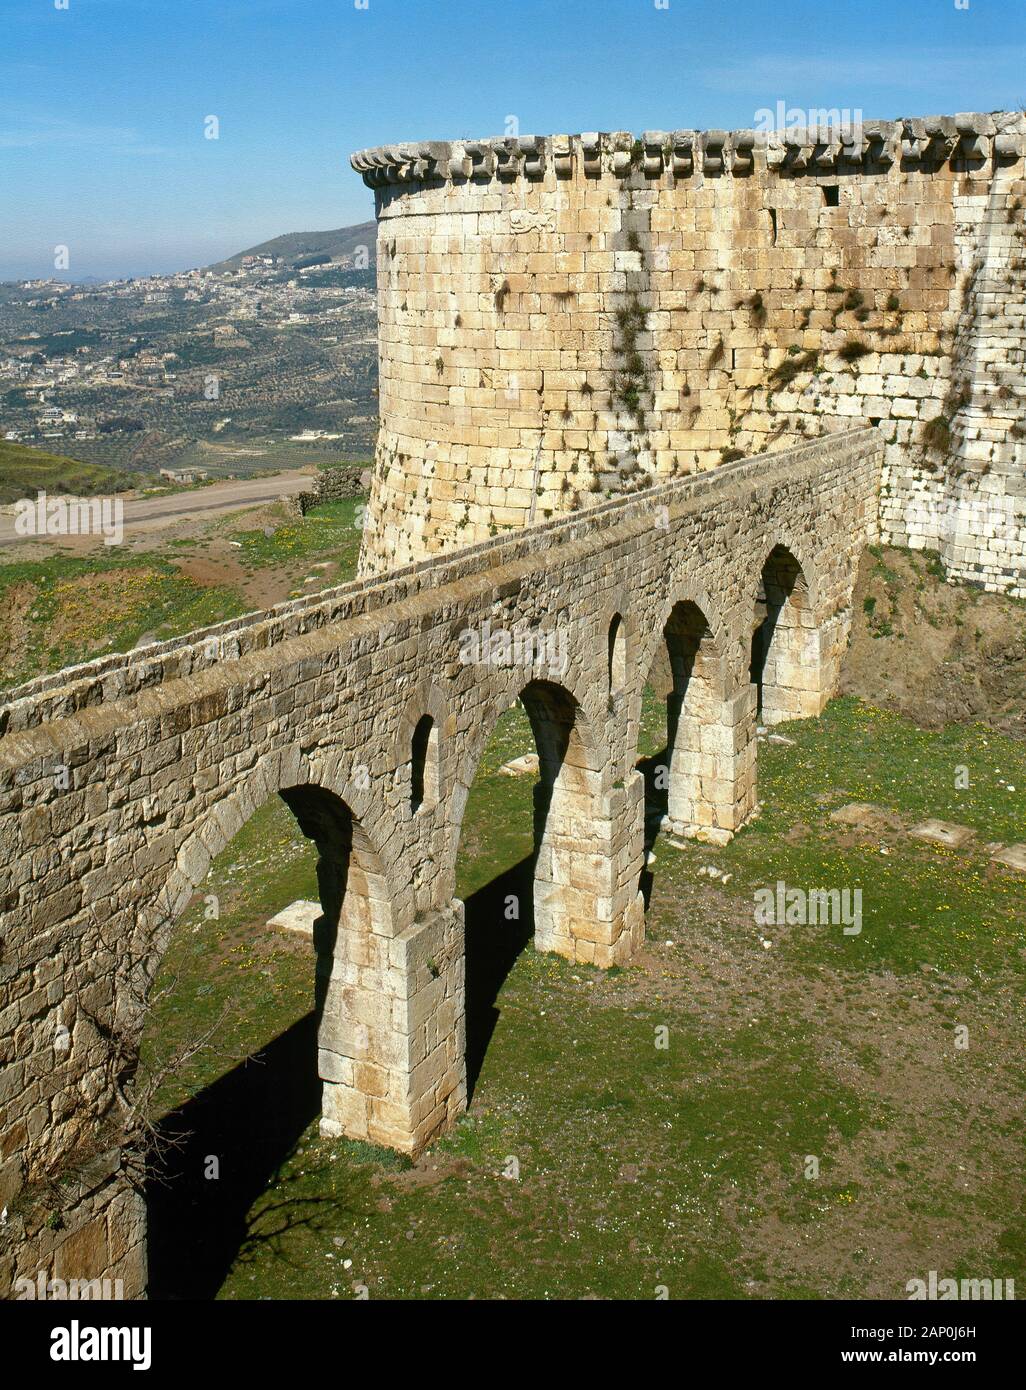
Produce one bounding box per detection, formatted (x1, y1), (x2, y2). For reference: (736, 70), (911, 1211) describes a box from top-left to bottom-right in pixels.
(0, 438), (134, 504)
(141, 695), (1026, 1301)
(0, 551), (247, 682)
(0, 497), (364, 686)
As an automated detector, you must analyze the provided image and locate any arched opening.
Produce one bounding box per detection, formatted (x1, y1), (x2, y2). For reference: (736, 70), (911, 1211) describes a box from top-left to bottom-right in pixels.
(751, 545), (817, 725)
(454, 678), (616, 1094)
(608, 613), (627, 695)
(410, 713), (439, 813)
(520, 680), (605, 957)
(636, 601), (721, 874)
(140, 778), (393, 1298)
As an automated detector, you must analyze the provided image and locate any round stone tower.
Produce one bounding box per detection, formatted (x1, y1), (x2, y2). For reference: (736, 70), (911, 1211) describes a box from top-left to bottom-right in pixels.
(352, 118), (1026, 587)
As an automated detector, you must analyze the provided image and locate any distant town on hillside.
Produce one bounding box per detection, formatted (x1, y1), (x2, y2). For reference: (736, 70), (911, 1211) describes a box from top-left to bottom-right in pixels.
(0, 222), (379, 492)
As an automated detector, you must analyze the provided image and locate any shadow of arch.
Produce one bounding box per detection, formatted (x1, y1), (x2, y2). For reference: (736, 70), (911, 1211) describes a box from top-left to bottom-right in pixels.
(462, 855), (533, 1101)
(143, 769), (396, 1298)
(145, 1015), (322, 1300)
(394, 679), (453, 819)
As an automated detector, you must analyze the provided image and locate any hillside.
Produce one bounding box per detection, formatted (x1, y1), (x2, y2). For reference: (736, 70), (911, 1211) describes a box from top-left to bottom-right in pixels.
(209, 222), (377, 273)
(840, 544), (1026, 739)
(0, 439), (135, 504)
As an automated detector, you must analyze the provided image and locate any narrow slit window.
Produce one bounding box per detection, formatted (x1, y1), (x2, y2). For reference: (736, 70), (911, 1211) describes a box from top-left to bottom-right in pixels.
(608, 614), (626, 695)
(411, 715), (439, 813)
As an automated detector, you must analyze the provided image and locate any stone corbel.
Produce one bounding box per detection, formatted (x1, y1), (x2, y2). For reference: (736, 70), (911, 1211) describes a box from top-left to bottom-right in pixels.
(448, 145), (472, 180)
(840, 130), (866, 166)
(811, 130), (839, 171)
(764, 133), (786, 170)
(464, 142), (496, 180)
(900, 120), (925, 162)
(580, 133), (603, 177)
(671, 131), (694, 176)
(923, 116), (958, 163)
(702, 130), (727, 173)
(611, 132), (634, 177)
(994, 131), (1023, 162)
(519, 135), (545, 179)
(782, 131), (809, 172)
(955, 116), (989, 162)
(862, 123), (894, 167)
(494, 141), (521, 180)
(552, 135), (573, 178)
(385, 145), (417, 182)
(412, 144), (438, 181)
(368, 150), (394, 188)
(730, 131), (755, 174)
(642, 130), (667, 176)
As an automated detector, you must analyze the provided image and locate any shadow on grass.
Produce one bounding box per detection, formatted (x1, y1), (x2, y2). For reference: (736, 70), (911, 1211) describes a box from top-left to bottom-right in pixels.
(146, 1013), (323, 1300)
(148, 857), (538, 1297)
(462, 854), (534, 1101)
(637, 747), (670, 910)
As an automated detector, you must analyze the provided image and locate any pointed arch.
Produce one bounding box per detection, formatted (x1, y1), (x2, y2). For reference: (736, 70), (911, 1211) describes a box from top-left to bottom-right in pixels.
(751, 542), (824, 724)
(452, 674), (634, 966)
(633, 589), (755, 851)
(395, 680), (452, 819)
(149, 751), (422, 1152)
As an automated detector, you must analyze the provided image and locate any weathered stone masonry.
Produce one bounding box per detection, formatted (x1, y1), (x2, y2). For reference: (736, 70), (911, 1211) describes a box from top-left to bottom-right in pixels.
(0, 426), (879, 1295)
(353, 115), (1025, 594)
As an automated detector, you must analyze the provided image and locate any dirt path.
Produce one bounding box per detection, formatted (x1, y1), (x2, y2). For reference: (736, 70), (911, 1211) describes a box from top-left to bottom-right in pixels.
(0, 471), (310, 548)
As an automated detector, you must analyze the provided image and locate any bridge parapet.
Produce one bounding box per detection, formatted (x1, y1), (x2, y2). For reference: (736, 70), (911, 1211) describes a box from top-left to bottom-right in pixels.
(1, 427), (877, 737)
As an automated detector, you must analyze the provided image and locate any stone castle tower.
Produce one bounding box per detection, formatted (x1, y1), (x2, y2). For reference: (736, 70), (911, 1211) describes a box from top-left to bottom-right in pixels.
(352, 114), (1026, 595)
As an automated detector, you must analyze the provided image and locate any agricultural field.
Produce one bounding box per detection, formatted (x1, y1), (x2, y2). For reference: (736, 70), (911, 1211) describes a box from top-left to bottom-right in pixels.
(0, 438), (134, 505)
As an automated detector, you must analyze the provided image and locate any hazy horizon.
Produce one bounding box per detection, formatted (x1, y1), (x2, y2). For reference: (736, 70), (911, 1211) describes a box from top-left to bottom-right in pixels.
(2, 0), (1025, 280)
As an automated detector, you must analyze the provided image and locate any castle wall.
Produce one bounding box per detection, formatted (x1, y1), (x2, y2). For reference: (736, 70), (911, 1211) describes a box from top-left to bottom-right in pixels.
(352, 116), (1025, 593)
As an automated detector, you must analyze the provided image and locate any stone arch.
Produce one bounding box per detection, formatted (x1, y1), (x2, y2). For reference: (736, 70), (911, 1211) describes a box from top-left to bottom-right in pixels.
(452, 673), (636, 966)
(607, 612), (627, 696)
(750, 541), (825, 724)
(410, 716), (439, 814)
(634, 581), (728, 701)
(632, 586), (755, 847)
(148, 751), (438, 1154)
(601, 584), (632, 701)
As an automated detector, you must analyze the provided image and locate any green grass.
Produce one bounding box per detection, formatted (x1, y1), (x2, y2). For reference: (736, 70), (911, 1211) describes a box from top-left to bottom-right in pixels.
(0, 495), (368, 686)
(0, 551), (248, 684)
(454, 704), (536, 900)
(139, 794), (319, 1117)
(213, 958), (865, 1299)
(139, 692), (1026, 1300)
(229, 497), (364, 572)
(0, 438), (134, 504)
(702, 699), (1026, 978)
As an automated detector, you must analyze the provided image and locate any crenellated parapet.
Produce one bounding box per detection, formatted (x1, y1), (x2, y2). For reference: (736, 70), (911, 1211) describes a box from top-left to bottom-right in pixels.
(351, 113), (1025, 189)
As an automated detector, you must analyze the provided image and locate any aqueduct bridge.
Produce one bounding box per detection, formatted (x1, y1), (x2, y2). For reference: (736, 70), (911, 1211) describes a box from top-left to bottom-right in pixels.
(0, 425), (879, 1294)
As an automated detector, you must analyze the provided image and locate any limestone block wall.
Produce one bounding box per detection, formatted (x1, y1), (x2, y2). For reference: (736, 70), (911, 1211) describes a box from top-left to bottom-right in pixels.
(352, 114), (1025, 592)
(0, 426), (879, 1295)
(288, 464), (368, 517)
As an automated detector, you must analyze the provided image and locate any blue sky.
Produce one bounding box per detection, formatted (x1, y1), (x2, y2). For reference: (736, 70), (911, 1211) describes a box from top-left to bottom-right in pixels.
(1, 0), (1023, 280)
